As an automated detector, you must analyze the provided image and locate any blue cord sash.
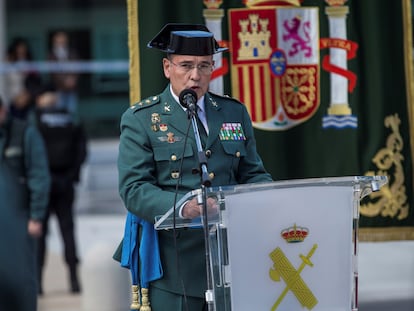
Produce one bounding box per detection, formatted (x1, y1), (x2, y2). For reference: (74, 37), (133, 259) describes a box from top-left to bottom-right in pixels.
(120, 212), (163, 288)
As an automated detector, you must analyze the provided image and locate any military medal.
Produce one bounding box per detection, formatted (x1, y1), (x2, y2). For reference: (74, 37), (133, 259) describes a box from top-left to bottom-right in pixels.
(219, 123), (247, 141)
(151, 113), (161, 132)
(167, 132), (177, 143)
(151, 113), (160, 123)
(157, 132), (182, 143)
(159, 124), (168, 131)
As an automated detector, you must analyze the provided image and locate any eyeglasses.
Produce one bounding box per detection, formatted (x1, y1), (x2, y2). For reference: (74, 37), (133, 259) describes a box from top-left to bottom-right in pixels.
(169, 60), (214, 75)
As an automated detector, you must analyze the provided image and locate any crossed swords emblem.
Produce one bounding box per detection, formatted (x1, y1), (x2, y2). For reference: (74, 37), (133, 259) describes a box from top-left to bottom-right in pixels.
(269, 244), (318, 310)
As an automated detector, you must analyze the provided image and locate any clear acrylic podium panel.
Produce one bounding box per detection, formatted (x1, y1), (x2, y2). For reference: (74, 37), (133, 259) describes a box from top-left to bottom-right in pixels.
(154, 176), (388, 311)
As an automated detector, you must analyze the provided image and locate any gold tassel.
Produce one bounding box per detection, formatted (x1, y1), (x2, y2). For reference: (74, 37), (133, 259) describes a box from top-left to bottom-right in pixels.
(130, 285), (141, 310)
(140, 287), (151, 311)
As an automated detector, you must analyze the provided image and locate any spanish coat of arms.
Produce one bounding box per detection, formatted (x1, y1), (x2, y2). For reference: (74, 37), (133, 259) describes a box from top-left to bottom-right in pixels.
(229, 5), (319, 130)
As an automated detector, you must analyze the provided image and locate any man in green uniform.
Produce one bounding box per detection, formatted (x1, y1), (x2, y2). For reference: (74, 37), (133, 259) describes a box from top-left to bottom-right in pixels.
(117, 24), (273, 310)
(0, 97), (50, 310)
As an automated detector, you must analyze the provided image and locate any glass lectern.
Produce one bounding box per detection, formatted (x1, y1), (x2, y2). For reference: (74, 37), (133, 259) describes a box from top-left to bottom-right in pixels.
(154, 176), (387, 311)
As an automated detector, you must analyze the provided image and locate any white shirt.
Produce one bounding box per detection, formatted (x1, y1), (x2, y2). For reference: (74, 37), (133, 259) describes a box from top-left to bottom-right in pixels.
(171, 86), (209, 134)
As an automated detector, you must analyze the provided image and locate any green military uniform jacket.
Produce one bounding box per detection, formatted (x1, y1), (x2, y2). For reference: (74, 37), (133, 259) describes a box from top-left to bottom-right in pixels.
(0, 116), (50, 220)
(0, 116), (50, 310)
(117, 86), (273, 298)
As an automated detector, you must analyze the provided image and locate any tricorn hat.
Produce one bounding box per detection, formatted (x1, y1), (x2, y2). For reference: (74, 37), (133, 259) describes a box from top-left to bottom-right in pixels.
(147, 23), (228, 55)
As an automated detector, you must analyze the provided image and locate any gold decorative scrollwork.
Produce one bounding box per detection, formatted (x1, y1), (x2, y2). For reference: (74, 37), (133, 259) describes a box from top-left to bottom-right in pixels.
(360, 113), (409, 220)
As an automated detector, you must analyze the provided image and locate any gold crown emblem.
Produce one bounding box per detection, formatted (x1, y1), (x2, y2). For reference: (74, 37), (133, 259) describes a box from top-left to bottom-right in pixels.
(203, 0), (223, 9)
(281, 224), (309, 243)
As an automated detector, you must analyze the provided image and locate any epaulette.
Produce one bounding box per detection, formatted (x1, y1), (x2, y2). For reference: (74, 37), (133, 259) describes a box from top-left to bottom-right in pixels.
(208, 92), (243, 105)
(129, 95), (161, 112)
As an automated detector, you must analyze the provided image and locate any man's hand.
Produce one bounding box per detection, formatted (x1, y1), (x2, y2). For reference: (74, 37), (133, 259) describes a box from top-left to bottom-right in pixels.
(28, 219), (43, 238)
(181, 196), (219, 219)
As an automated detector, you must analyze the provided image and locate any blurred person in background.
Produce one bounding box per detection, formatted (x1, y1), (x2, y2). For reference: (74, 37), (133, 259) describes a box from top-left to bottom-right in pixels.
(34, 87), (87, 295)
(0, 95), (50, 310)
(48, 30), (80, 115)
(5, 37), (42, 120)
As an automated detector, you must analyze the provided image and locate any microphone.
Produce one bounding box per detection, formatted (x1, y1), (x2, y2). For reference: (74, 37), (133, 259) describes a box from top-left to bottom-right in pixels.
(179, 88), (198, 114)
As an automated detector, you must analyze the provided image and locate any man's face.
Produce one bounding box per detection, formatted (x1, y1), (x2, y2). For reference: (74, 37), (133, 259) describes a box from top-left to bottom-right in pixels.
(163, 54), (214, 101)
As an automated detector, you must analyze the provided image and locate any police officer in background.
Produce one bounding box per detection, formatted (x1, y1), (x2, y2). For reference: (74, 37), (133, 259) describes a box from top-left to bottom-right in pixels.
(34, 88), (87, 295)
(0, 96), (50, 310)
(115, 24), (273, 310)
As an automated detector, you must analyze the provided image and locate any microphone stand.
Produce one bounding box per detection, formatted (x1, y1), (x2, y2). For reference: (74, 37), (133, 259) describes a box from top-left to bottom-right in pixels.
(186, 108), (214, 311)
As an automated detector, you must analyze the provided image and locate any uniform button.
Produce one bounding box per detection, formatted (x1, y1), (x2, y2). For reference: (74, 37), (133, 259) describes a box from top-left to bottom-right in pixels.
(205, 150), (212, 158)
(209, 172), (215, 180)
(235, 151), (241, 158)
(171, 154), (177, 161)
(171, 171), (180, 179)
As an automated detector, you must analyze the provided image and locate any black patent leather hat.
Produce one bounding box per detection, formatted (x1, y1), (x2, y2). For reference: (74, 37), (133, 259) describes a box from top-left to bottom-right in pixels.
(147, 23), (227, 55)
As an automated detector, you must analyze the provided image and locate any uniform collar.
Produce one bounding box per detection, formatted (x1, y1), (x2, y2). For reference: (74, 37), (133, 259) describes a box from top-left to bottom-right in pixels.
(169, 85), (205, 112)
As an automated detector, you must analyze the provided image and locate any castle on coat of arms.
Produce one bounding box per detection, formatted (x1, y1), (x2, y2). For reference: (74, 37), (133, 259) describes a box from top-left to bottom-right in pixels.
(238, 14), (272, 61)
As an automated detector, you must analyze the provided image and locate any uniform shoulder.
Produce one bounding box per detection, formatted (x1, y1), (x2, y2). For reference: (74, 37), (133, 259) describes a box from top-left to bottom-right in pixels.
(129, 94), (162, 113)
(208, 92), (243, 105)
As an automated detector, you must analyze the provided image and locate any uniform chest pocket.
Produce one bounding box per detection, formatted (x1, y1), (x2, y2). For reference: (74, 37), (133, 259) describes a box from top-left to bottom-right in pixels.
(153, 144), (194, 162)
(153, 144), (194, 180)
(218, 141), (247, 182)
(221, 141), (246, 159)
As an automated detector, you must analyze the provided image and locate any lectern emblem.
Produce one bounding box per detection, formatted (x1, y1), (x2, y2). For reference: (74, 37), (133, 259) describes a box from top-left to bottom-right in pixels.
(269, 244), (318, 310)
